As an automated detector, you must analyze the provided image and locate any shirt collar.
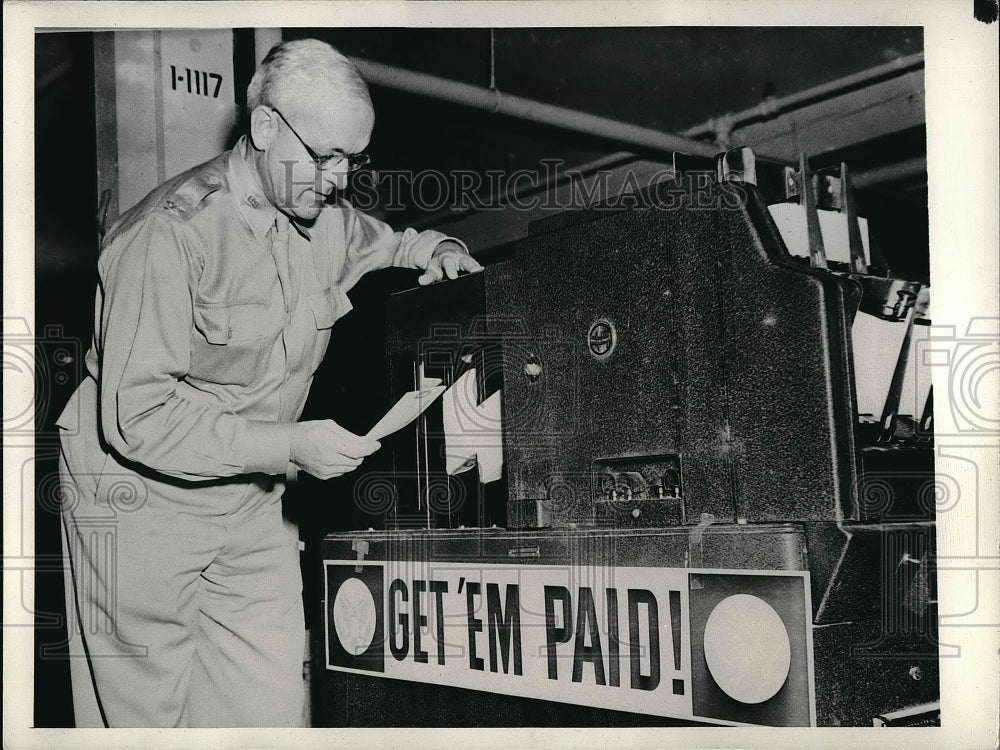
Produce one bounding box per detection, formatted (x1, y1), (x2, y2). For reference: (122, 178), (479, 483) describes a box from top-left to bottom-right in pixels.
(228, 136), (312, 242)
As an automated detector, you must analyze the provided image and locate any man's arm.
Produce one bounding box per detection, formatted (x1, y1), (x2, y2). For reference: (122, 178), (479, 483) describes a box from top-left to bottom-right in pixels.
(335, 203), (481, 292)
(96, 214), (291, 481)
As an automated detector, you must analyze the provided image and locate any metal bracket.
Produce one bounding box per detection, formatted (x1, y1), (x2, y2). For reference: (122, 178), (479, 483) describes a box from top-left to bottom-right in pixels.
(352, 539), (370, 573)
(687, 512), (717, 588)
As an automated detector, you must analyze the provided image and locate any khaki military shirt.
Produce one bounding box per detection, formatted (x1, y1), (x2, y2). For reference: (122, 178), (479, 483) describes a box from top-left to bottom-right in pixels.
(57, 136), (463, 509)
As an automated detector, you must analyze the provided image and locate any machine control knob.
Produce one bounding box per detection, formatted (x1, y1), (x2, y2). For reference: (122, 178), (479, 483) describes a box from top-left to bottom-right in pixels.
(524, 355), (542, 382)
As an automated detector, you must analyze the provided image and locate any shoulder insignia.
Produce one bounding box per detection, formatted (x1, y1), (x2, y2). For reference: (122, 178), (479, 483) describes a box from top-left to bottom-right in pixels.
(101, 152), (230, 246)
(162, 199), (187, 216)
(171, 165), (227, 213)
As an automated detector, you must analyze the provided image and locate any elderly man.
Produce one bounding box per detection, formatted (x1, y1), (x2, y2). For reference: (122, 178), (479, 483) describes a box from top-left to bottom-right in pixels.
(56, 38), (481, 727)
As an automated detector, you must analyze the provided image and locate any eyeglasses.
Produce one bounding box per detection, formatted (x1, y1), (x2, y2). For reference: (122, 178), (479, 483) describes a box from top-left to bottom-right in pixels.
(270, 107), (371, 172)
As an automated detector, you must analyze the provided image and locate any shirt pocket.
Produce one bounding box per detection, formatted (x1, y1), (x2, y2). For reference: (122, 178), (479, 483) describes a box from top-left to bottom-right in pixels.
(305, 285), (352, 373)
(189, 301), (278, 387)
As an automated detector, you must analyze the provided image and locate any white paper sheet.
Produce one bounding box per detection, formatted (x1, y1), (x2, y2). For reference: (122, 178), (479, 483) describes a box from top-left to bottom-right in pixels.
(366, 379), (445, 441)
(898, 322), (933, 418)
(441, 368), (504, 483)
(852, 313), (909, 417)
(475, 391), (504, 483)
(443, 369), (481, 475)
(768, 203), (871, 267)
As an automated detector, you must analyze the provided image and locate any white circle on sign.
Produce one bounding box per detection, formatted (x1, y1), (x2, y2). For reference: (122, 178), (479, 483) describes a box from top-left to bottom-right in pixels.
(703, 594), (791, 704)
(332, 577), (377, 656)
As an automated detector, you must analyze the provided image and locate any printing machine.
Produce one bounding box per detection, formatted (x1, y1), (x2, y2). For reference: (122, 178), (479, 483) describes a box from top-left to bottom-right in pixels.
(315, 148), (938, 728)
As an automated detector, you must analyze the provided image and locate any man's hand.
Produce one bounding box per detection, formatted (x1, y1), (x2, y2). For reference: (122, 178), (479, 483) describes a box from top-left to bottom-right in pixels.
(417, 241), (484, 285)
(290, 420), (380, 480)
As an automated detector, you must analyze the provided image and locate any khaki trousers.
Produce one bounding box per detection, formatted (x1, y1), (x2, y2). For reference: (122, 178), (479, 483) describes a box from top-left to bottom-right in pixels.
(59, 445), (306, 728)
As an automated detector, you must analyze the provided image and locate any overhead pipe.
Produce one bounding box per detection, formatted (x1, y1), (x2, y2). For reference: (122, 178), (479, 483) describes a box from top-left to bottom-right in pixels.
(682, 52), (925, 141)
(350, 56), (719, 158)
(353, 52), (923, 157)
(352, 52), (926, 229)
(852, 157), (927, 189)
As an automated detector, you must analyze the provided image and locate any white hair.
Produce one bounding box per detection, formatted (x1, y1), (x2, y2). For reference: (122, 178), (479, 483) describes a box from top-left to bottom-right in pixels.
(246, 38), (372, 116)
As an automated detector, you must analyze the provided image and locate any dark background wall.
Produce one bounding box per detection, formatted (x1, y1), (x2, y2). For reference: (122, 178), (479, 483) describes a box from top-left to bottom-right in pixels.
(34, 31), (97, 728)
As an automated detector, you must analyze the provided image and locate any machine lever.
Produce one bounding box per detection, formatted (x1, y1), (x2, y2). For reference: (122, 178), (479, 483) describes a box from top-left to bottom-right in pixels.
(800, 153), (829, 270)
(877, 298), (919, 443)
(841, 162), (869, 274)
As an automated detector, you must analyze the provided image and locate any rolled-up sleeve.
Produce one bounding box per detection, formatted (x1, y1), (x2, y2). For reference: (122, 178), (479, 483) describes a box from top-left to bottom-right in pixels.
(96, 214), (290, 481)
(336, 201), (469, 292)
